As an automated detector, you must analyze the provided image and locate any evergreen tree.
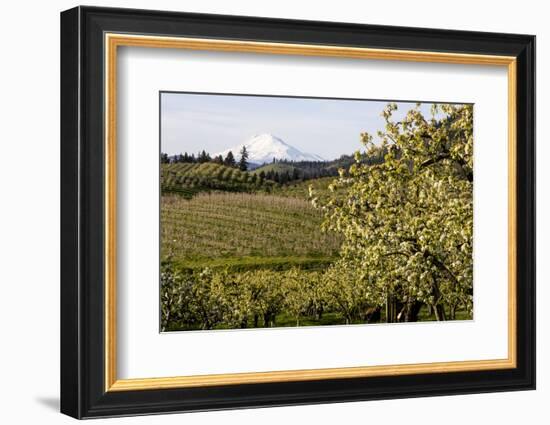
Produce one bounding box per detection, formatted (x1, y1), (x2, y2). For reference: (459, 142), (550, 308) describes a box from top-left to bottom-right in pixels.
(238, 146), (249, 171)
(198, 150), (211, 163)
(224, 151), (236, 168)
(280, 171), (290, 184)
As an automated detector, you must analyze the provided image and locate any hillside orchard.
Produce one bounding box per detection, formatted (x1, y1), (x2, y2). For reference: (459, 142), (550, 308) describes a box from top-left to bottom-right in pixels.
(161, 103), (474, 330)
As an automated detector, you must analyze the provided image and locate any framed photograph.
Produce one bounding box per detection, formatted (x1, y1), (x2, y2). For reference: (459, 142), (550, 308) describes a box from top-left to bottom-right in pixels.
(60, 6), (535, 419)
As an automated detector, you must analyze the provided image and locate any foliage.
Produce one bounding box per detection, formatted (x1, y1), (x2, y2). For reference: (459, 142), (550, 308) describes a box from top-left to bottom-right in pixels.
(311, 103), (474, 321)
(161, 265), (374, 331)
(224, 150), (236, 168)
(321, 260), (374, 324)
(239, 146), (249, 171)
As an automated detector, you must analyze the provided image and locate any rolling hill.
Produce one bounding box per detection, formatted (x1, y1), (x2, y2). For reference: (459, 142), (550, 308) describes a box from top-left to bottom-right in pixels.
(161, 162), (273, 198)
(161, 192), (342, 271)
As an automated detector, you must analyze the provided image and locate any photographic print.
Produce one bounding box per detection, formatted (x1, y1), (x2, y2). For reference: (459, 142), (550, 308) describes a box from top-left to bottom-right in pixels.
(61, 9), (535, 417)
(160, 92), (474, 332)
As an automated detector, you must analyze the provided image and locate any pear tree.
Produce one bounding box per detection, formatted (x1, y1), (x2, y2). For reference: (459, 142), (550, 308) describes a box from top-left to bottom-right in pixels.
(312, 103), (473, 322)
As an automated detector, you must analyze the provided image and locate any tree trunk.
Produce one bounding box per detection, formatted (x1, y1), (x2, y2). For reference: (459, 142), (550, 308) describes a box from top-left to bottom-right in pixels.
(433, 304), (447, 321)
(386, 296), (398, 323)
(364, 306), (381, 323)
(316, 306), (324, 320)
(404, 301), (423, 322)
(449, 304), (456, 321)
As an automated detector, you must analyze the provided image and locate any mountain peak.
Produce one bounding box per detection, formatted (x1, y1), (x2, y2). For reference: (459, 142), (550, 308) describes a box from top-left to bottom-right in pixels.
(215, 134), (323, 165)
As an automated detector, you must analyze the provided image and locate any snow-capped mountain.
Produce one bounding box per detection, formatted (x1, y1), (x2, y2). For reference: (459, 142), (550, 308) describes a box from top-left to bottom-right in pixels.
(215, 133), (324, 165)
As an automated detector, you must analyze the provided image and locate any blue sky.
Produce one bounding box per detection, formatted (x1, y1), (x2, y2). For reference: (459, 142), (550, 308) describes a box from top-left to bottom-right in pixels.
(161, 92), (444, 160)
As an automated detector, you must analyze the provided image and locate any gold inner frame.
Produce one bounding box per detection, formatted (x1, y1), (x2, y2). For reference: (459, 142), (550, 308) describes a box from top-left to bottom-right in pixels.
(104, 33), (518, 392)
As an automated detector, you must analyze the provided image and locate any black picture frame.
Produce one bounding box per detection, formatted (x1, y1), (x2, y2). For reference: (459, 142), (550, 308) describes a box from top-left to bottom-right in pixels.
(61, 5), (535, 419)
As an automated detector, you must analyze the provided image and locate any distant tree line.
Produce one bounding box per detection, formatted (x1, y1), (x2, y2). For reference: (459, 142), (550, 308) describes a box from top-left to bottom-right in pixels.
(161, 147), (386, 186)
(161, 146), (249, 171)
(256, 169), (301, 185)
(272, 153), (385, 178)
(161, 150), (213, 165)
(257, 152), (386, 184)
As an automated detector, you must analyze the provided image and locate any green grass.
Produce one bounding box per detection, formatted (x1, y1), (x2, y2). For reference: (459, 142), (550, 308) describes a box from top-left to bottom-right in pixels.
(164, 312), (353, 331)
(416, 306), (471, 321)
(261, 307), (471, 329)
(164, 308), (472, 331)
(172, 255), (336, 272)
(274, 312), (348, 327)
